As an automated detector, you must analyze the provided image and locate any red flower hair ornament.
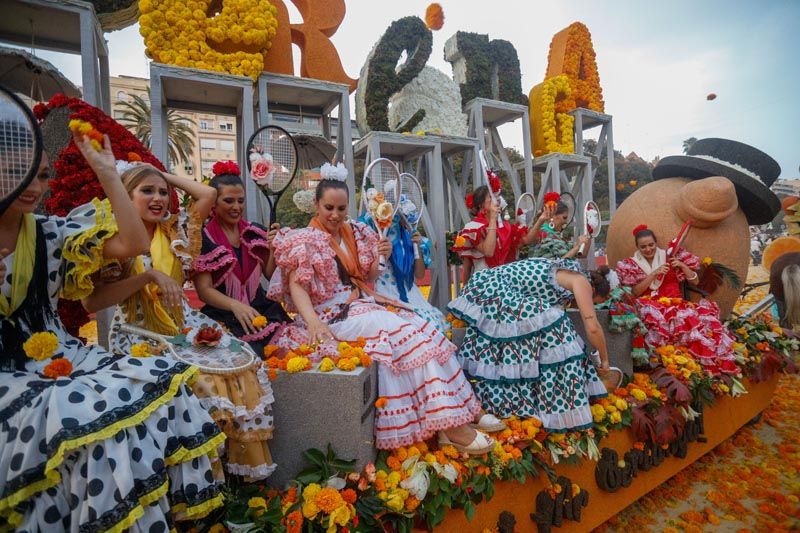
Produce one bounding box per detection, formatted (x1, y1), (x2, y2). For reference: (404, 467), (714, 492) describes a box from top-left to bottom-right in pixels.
(488, 171), (501, 193)
(212, 160), (240, 177)
(466, 193), (474, 210)
(632, 224), (649, 237)
(543, 192), (561, 206)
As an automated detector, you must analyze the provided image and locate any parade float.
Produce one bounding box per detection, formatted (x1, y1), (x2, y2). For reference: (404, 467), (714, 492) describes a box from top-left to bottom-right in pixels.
(2, 1), (798, 532)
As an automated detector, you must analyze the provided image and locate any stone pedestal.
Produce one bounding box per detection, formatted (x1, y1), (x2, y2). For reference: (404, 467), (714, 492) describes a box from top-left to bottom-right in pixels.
(567, 309), (633, 376)
(267, 365), (378, 488)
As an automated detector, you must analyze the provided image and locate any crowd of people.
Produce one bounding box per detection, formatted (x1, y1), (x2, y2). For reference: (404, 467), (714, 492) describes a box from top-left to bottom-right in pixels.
(0, 125), (742, 530)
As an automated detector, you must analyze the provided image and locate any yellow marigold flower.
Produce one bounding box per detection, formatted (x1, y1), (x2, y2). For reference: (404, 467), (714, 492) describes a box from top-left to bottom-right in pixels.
(386, 471), (402, 489)
(314, 487), (344, 513)
(337, 341), (353, 355)
(336, 357), (357, 371)
(591, 404), (606, 423)
(407, 446), (421, 457)
(23, 332), (59, 361)
(424, 453), (437, 464)
(301, 501), (319, 519)
(658, 297), (672, 305)
(130, 343), (151, 358)
(454, 235), (467, 248)
(319, 357), (335, 372)
(329, 504), (352, 528)
(610, 411), (622, 424)
(251, 315), (268, 329)
(442, 445), (459, 459)
(385, 492), (405, 512)
(286, 356), (311, 373)
(702, 256), (713, 266)
(615, 398), (628, 412)
(302, 483), (322, 502)
(673, 355), (689, 365)
(248, 496), (267, 508)
(208, 525), (227, 533)
(395, 447), (408, 461)
(630, 389), (647, 402)
(719, 384), (730, 393)
(605, 404), (618, 414)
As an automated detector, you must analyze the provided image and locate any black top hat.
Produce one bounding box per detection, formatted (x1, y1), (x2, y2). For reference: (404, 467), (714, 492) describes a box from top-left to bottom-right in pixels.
(652, 138), (781, 225)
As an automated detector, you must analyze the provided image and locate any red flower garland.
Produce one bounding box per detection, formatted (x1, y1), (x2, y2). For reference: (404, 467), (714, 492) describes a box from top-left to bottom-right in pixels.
(37, 94), (172, 334)
(212, 160), (240, 177)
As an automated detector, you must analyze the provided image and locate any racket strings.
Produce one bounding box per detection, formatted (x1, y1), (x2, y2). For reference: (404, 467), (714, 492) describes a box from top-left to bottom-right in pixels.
(367, 160), (402, 205)
(0, 117), (35, 197)
(249, 128), (297, 194)
(399, 175), (424, 227)
(516, 195), (536, 226)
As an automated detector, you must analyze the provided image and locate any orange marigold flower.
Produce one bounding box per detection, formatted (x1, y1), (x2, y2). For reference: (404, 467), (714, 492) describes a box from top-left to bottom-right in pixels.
(359, 353), (372, 368)
(285, 510), (303, 533)
(283, 486), (298, 504)
(268, 368), (277, 381)
(405, 495), (421, 511)
(386, 456), (402, 472)
(43, 358), (73, 379)
(314, 487), (344, 513)
(613, 387), (629, 397)
(341, 488), (357, 504)
(375, 397), (387, 409)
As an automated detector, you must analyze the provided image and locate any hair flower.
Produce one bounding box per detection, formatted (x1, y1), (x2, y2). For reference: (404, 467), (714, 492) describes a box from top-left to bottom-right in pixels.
(212, 160), (240, 177)
(465, 193), (474, 210)
(543, 191), (561, 206)
(320, 162), (348, 182)
(632, 224), (649, 237)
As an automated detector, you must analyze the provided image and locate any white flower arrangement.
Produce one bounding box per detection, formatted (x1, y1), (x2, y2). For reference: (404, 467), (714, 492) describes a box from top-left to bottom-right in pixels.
(320, 162), (348, 182)
(115, 159), (142, 175)
(292, 189), (316, 214)
(388, 66), (468, 137)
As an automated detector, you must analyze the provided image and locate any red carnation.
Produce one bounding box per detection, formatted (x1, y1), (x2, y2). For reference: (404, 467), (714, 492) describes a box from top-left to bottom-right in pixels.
(632, 224), (649, 237)
(466, 193), (474, 210)
(212, 160), (240, 177)
(543, 192), (561, 206)
(488, 172), (501, 193)
(33, 102), (49, 120)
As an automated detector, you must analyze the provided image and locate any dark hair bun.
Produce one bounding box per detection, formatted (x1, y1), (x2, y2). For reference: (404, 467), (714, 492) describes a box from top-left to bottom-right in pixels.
(596, 265), (610, 276)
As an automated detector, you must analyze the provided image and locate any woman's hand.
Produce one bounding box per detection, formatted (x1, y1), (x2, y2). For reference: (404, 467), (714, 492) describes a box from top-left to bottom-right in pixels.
(230, 300), (261, 335)
(266, 223), (280, 247)
(486, 198), (500, 220)
(538, 204), (555, 224)
(670, 258), (691, 275)
(307, 319), (335, 345)
(74, 133), (118, 183)
(651, 264), (669, 278)
(147, 269), (184, 308)
(377, 237), (392, 259)
(411, 232), (422, 246)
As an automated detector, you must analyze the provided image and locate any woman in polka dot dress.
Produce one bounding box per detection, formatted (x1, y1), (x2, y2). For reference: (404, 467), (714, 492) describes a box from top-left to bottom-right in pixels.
(268, 177), (494, 454)
(82, 164), (278, 481)
(360, 211), (448, 333)
(448, 257), (613, 432)
(0, 134), (224, 531)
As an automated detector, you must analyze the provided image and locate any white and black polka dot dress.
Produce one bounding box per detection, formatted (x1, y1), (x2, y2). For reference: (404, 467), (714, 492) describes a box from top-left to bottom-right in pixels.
(0, 203), (224, 531)
(448, 258), (607, 432)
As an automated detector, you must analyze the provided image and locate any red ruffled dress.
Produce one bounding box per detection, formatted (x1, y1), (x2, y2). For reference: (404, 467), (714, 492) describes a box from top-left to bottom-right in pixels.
(616, 248), (738, 375)
(452, 213), (527, 272)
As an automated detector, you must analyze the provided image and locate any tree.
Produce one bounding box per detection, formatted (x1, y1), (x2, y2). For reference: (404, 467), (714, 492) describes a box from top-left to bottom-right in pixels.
(116, 89), (196, 170)
(682, 137), (698, 154)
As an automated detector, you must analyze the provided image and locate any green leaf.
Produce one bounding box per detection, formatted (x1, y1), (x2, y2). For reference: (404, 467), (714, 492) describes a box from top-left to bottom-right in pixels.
(295, 467), (323, 485)
(228, 338), (243, 352)
(302, 448), (326, 467)
(464, 501), (476, 521)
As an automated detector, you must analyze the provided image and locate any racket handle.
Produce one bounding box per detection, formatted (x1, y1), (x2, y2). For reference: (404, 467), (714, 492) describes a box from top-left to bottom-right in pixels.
(577, 241), (587, 258)
(378, 254), (387, 271)
(118, 323), (168, 343)
(414, 243), (420, 260)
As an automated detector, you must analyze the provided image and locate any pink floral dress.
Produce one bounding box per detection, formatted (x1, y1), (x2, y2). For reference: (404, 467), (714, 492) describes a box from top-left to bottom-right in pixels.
(268, 222), (481, 449)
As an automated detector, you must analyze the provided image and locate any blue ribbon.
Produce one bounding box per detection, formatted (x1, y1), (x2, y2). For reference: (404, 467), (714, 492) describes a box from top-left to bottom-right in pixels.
(390, 220), (416, 303)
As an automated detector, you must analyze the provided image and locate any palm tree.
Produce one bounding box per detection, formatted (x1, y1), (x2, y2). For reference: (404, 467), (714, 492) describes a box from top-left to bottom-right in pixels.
(682, 137), (698, 154)
(116, 89), (196, 170)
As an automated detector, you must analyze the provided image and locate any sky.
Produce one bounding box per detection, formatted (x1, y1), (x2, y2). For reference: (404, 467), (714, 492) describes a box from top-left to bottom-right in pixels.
(24, 0), (800, 179)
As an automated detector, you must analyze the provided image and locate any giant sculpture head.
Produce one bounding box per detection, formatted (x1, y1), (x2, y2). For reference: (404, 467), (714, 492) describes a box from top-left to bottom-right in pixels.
(607, 138), (781, 317)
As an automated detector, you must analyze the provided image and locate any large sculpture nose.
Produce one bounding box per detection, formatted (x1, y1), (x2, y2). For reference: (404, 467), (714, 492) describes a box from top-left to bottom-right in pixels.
(675, 176), (738, 228)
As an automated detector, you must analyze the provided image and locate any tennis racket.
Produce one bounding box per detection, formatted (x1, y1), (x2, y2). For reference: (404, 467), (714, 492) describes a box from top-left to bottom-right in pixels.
(478, 149), (504, 228)
(577, 201), (601, 258)
(246, 125), (298, 225)
(0, 84), (43, 217)
(559, 191), (577, 227)
(362, 158), (402, 271)
(657, 219), (694, 284)
(515, 192), (538, 227)
(118, 324), (256, 375)
(399, 172), (425, 259)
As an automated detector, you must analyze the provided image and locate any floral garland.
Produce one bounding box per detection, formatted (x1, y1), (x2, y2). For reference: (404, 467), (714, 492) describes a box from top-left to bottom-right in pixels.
(545, 22), (604, 113)
(534, 75), (575, 155)
(138, 0), (278, 79)
(35, 94), (170, 336)
(263, 339), (372, 380)
(199, 313), (797, 532)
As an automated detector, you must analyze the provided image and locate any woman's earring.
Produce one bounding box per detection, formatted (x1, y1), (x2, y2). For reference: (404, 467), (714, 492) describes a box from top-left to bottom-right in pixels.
(162, 210), (171, 221)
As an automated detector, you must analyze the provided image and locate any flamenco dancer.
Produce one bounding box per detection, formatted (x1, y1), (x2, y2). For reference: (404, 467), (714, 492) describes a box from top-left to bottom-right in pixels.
(194, 160), (290, 355)
(616, 224), (738, 375)
(529, 192), (590, 259)
(448, 257), (613, 430)
(268, 173), (498, 453)
(82, 161), (277, 480)
(358, 168), (448, 332)
(453, 185), (537, 278)
(0, 133), (224, 530)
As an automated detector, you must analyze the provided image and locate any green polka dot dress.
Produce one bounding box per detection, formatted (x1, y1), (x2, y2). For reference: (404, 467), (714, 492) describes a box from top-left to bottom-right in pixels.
(447, 258), (607, 432)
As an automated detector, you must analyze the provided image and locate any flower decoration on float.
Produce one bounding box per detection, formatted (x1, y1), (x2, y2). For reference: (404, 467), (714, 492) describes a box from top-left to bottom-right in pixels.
(424, 3), (444, 31)
(251, 315), (268, 329)
(43, 358), (73, 379)
(248, 146), (275, 187)
(213, 160), (241, 177)
(193, 325), (223, 347)
(23, 332), (59, 361)
(292, 190), (316, 214)
(138, 0), (279, 79)
(544, 191), (561, 208)
(131, 343), (152, 358)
